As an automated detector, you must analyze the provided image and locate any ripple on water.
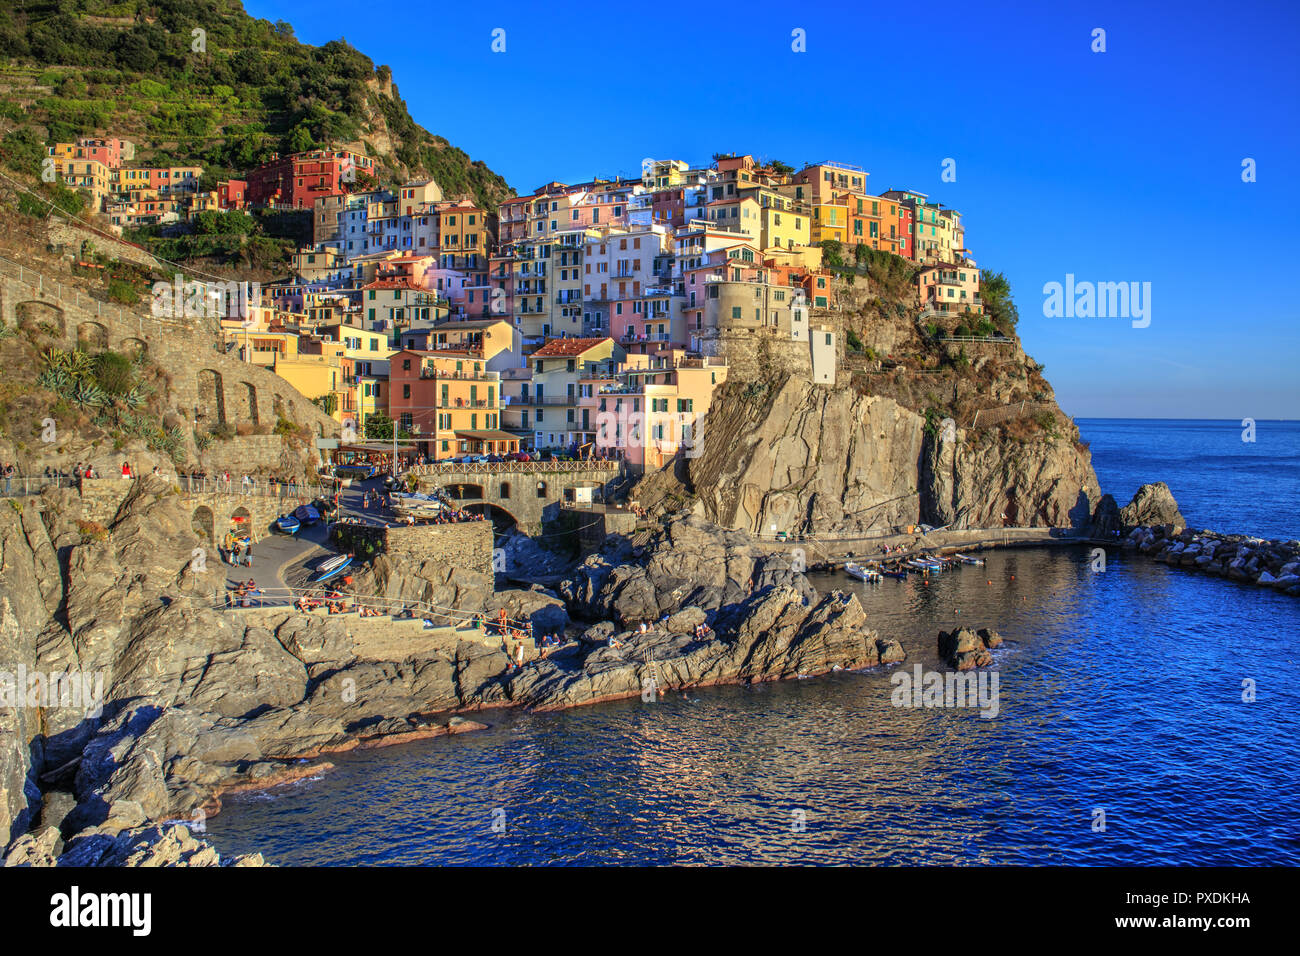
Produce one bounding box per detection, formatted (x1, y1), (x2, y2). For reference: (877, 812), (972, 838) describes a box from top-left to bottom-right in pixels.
(206, 547), (1300, 865)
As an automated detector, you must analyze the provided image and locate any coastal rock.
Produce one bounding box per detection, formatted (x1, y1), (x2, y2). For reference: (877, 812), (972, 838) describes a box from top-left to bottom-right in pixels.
(937, 627), (999, 670)
(1119, 482), (1185, 534)
(57, 823), (266, 867)
(664, 376), (1100, 535)
(1089, 494), (1122, 538)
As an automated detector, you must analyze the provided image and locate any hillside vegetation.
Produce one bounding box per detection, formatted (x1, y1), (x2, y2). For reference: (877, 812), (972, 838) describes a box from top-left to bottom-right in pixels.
(0, 1), (513, 208)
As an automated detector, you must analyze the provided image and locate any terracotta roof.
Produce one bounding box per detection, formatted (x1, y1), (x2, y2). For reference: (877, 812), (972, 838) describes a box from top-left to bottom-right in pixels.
(363, 278), (422, 290)
(531, 337), (611, 357)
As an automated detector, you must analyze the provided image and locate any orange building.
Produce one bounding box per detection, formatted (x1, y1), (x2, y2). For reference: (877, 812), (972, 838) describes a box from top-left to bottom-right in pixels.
(387, 349), (518, 460)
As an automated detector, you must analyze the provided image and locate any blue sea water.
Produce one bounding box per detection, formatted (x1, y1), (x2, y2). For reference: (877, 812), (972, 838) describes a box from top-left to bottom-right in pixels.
(205, 420), (1300, 865)
(1079, 418), (1300, 540)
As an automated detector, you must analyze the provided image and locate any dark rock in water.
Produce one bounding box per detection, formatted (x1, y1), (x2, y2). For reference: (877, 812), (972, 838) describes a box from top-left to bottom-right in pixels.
(938, 627), (997, 670)
(1119, 482), (1185, 534)
(976, 627), (1004, 649)
(1089, 494), (1122, 538)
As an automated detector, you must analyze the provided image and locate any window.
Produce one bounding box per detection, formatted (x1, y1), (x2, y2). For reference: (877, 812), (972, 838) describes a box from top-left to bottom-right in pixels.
(732, 307), (742, 319)
(499, 481), (511, 499)
(402, 385), (411, 399)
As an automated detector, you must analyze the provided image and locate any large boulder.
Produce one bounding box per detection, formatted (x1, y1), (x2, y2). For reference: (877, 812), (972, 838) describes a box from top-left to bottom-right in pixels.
(1119, 482), (1185, 534)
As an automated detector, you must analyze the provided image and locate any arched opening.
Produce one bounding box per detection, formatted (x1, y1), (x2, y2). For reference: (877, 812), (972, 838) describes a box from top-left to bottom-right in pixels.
(239, 381), (259, 425)
(76, 320), (109, 351)
(196, 369), (226, 426)
(230, 506), (252, 538)
(535, 479), (548, 498)
(465, 501), (518, 534)
(498, 481), (511, 499)
(119, 337), (147, 361)
(191, 505), (215, 544)
(17, 301), (65, 338)
(445, 482), (485, 502)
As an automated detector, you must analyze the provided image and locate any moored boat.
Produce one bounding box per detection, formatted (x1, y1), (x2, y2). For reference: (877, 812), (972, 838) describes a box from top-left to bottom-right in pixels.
(275, 514), (300, 535)
(294, 504), (322, 526)
(954, 553), (985, 566)
(310, 553), (352, 583)
(844, 561), (881, 582)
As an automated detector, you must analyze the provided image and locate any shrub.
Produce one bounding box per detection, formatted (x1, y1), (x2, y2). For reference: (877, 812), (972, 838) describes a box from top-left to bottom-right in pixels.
(92, 350), (134, 396)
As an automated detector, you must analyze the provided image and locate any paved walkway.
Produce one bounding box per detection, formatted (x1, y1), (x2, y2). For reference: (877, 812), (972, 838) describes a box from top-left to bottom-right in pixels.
(222, 514), (333, 594)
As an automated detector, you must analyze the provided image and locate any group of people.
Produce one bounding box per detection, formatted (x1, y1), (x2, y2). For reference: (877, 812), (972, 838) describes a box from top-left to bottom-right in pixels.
(226, 536), (254, 567)
(227, 580), (263, 607)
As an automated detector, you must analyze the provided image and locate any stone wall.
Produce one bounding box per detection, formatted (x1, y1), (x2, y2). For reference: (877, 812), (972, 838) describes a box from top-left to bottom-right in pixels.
(411, 462), (621, 534)
(0, 268), (340, 470)
(385, 522), (493, 576)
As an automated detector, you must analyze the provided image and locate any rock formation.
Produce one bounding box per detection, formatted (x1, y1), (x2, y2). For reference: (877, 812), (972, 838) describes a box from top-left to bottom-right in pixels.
(1118, 481), (1186, 534)
(0, 485), (903, 865)
(646, 375), (1100, 536)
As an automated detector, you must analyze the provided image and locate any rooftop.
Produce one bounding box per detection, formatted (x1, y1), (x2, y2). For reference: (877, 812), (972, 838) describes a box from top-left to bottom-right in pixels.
(531, 337), (612, 357)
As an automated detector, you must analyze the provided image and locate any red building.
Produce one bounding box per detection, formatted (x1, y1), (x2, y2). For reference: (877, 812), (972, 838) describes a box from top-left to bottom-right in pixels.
(219, 179), (247, 209)
(245, 149), (374, 209)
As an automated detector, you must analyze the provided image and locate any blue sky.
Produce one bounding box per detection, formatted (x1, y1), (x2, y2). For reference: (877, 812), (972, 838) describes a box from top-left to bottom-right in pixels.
(247, 0), (1300, 419)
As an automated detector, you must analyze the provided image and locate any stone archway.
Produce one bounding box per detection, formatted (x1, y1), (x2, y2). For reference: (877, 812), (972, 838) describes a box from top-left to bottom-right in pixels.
(234, 381), (258, 425)
(192, 505), (215, 544)
(197, 369), (226, 426)
(76, 320), (109, 351)
(466, 501), (519, 532)
(17, 301), (65, 337)
(119, 337), (148, 361)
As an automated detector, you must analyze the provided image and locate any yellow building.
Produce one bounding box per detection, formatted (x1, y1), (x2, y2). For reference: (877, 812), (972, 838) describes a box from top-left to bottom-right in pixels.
(317, 322), (394, 377)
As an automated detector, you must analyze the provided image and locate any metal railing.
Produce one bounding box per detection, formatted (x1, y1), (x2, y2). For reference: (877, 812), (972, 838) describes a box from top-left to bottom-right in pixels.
(0, 476), (79, 497)
(175, 475), (326, 499)
(969, 401), (1056, 428)
(409, 460), (618, 476)
(212, 584), (533, 633)
(0, 254), (205, 336)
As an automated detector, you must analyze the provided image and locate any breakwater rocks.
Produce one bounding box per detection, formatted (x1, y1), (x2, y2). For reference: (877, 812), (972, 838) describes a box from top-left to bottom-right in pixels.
(1123, 525), (1300, 596)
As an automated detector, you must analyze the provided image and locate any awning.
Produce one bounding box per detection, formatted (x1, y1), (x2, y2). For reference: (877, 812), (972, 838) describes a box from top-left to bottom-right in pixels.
(453, 430), (521, 442)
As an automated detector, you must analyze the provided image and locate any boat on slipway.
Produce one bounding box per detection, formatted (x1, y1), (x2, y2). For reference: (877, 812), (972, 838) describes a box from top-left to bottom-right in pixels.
(390, 492), (448, 521)
(310, 553), (353, 584)
(275, 513), (301, 535)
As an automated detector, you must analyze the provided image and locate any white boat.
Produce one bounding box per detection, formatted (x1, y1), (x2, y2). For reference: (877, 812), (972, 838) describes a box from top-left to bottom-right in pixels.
(844, 561), (880, 582)
(954, 553), (985, 566)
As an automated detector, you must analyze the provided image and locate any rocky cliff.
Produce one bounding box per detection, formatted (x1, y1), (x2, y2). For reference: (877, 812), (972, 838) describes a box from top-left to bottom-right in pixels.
(638, 268), (1100, 535)
(661, 374), (1099, 536)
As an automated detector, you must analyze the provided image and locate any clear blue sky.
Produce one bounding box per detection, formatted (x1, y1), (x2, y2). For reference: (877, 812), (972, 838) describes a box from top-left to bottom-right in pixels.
(247, 0), (1300, 419)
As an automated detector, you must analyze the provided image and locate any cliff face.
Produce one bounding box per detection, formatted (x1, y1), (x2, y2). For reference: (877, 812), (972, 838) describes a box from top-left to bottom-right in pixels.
(660, 376), (1099, 536)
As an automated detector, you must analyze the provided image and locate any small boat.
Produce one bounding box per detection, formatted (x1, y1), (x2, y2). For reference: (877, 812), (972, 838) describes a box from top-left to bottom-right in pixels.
(954, 553), (985, 566)
(907, 558), (939, 572)
(880, 567), (908, 580)
(294, 504), (321, 526)
(844, 561), (880, 582)
(275, 514), (301, 535)
(310, 553), (352, 583)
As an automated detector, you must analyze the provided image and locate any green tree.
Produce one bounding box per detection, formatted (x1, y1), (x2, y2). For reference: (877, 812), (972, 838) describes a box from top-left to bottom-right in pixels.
(979, 270), (1020, 333)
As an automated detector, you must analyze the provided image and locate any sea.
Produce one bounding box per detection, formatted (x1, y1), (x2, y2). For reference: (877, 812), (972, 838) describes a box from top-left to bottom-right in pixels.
(205, 419), (1300, 865)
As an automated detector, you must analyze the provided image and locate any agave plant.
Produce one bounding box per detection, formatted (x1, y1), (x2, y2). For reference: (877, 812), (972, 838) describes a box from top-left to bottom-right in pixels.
(36, 367), (72, 394)
(71, 380), (107, 409)
(123, 382), (152, 410)
(68, 349), (94, 380)
(41, 347), (71, 373)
